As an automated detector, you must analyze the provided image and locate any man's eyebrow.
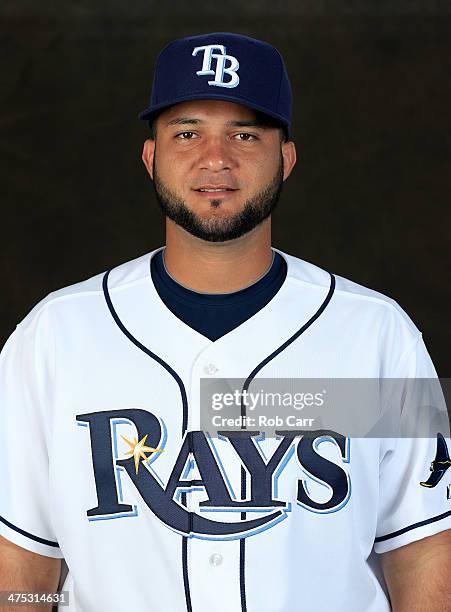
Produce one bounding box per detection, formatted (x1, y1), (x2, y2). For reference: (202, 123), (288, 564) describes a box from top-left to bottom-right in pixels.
(225, 120), (268, 129)
(166, 117), (204, 127)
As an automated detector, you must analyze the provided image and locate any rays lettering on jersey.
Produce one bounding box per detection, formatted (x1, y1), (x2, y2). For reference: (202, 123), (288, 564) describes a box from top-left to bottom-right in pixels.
(76, 409), (351, 540)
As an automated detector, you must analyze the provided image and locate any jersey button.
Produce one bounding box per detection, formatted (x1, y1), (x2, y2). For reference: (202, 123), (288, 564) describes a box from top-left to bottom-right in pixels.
(209, 553), (223, 567)
(204, 363), (219, 375)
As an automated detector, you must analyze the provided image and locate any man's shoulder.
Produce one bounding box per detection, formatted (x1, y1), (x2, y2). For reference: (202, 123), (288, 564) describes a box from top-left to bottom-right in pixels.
(278, 248), (420, 336)
(18, 250), (157, 332)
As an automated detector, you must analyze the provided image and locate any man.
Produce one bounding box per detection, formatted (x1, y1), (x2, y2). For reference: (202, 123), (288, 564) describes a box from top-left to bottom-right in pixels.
(0, 32), (450, 612)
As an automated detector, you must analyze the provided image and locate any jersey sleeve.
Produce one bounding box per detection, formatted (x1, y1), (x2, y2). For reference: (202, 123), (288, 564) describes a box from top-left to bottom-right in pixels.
(374, 334), (451, 553)
(0, 318), (63, 558)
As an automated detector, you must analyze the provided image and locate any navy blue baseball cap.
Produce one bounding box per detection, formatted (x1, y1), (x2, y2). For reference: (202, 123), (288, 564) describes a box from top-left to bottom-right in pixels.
(139, 32), (292, 137)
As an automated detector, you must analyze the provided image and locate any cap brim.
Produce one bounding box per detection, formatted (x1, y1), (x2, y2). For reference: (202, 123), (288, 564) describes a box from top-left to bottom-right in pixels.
(138, 92), (290, 134)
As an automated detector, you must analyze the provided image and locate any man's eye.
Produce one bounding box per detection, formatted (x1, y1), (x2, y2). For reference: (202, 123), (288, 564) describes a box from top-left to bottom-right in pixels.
(235, 133), (257, 141)
(176, 131), (197, 140)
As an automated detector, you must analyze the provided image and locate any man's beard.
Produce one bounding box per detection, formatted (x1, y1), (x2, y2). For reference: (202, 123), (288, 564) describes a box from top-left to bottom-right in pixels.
(151, 155), (284, 243)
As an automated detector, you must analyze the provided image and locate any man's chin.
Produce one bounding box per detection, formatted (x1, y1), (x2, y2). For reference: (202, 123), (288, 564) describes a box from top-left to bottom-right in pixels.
(162, 197), (276, 242)
(167, 213), (253, 243)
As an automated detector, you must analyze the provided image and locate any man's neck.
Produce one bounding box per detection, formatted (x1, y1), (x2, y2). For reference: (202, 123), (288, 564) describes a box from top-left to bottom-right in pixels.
(163, 219), (273, 294)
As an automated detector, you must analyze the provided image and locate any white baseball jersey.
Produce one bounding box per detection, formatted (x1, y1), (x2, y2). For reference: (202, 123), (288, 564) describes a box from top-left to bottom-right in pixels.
(1, 247), (450, 612)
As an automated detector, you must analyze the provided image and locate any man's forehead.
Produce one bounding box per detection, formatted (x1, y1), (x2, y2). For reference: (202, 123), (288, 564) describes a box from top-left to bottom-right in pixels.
(159, 99), (259, 126)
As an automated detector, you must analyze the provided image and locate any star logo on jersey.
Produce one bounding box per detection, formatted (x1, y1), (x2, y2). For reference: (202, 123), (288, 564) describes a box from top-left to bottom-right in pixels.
(420, 433), (451, 488)
(121, 433), (164, 474)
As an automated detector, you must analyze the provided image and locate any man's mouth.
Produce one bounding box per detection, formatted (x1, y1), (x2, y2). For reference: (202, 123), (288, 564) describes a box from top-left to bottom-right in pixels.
(197, 188), (234, 192)
(194, 185), (238, 193)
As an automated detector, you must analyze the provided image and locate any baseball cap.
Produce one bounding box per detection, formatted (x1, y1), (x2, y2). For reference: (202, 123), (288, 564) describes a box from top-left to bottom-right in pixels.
(138, 32), (292, 137)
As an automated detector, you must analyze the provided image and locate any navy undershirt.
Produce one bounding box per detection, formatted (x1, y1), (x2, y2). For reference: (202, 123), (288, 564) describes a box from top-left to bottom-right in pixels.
(150, 249), (287, 342)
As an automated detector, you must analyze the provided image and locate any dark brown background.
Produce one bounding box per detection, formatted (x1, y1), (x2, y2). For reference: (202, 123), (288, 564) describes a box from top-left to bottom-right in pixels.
(1, 2), (450, 373)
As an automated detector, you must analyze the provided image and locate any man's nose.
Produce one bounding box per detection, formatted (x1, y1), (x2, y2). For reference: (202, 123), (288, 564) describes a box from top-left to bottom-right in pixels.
(197, 137), (235, 171)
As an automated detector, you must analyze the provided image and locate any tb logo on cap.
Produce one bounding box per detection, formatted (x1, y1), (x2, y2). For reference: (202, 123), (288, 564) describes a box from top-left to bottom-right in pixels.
(192, 45), (240, 88)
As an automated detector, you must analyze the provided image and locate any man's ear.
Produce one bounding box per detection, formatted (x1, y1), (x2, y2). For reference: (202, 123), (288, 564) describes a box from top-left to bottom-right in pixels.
(142, 139), (156, 179)
(281, 140), (297, 181)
